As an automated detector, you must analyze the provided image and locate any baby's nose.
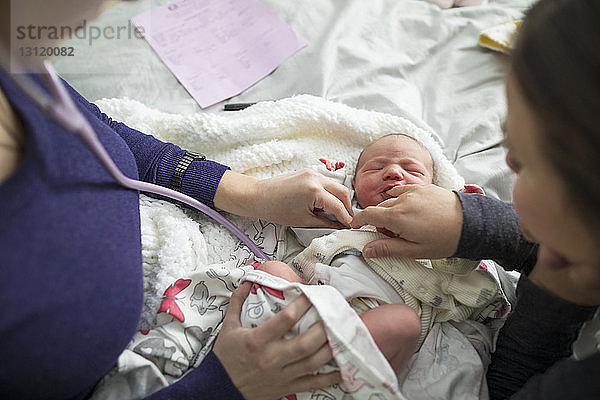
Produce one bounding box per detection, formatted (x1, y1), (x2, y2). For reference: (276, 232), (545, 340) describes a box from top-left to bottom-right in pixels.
(384, 165), (404, 180)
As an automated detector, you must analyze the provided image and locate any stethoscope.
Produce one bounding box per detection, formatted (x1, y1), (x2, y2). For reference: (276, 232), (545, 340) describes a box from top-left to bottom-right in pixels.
(4, 60), (270, 261)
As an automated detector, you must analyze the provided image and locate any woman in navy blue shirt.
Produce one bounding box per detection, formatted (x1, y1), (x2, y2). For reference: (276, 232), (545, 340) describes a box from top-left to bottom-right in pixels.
(0, 1), (351, 399)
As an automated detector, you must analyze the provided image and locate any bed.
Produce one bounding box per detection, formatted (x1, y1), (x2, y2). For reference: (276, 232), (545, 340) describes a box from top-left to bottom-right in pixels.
(53, 0), (537, 399)
(55, 0), (533, 203)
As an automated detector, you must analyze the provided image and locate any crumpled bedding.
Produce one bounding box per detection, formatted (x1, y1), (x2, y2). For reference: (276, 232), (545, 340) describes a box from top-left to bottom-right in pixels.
(56, 0), (537, 203)
(90, 95), (510, 399)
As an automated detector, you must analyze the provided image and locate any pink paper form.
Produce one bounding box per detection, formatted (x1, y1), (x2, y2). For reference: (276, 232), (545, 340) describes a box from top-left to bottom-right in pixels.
(131, 0), (307, 108)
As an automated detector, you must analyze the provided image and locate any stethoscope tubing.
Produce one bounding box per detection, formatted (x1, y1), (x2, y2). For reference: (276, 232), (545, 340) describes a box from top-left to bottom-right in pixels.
(5, 60), (270, 261)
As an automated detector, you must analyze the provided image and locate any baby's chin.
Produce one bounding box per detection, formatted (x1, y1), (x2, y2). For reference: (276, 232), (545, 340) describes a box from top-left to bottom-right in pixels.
(518, 222), (535, 243)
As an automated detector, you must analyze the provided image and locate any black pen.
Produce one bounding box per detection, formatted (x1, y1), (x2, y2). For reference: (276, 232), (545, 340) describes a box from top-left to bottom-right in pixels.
(223, 102), (256, 111)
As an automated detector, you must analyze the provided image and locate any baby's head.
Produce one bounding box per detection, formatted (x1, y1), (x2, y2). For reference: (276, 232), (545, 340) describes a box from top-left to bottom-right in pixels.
(353, 134), (434, 207)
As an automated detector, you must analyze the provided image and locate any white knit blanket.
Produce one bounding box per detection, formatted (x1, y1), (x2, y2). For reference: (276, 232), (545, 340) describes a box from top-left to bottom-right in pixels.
(97, 94), (463, 185)
(93, 95), (495, 400)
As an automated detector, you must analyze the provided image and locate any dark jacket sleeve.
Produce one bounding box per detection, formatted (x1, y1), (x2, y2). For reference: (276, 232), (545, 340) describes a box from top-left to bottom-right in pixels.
(453, 192), (538, 274)
(145, 351), (245, 400)
(65, 79), (230, 209)
(454, 193), (599, 400)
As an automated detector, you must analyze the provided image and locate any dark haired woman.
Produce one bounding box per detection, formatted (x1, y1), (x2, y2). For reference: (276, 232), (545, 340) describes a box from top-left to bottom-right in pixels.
(352, 0), (600, 398)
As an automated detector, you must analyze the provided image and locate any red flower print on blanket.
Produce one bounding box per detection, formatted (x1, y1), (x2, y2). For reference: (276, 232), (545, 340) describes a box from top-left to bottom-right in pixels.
(157, 278), (192, 322)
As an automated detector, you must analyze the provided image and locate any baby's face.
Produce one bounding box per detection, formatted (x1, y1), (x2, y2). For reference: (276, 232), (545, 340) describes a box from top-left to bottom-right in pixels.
(353, 135), (434, 207)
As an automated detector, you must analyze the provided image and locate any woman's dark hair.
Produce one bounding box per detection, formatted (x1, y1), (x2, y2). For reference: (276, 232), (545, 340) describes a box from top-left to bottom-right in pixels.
(512, 0), (600, 232)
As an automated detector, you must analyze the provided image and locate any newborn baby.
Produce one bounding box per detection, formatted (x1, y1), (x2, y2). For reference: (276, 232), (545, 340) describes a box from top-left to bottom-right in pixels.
(244, 134), (500, 379)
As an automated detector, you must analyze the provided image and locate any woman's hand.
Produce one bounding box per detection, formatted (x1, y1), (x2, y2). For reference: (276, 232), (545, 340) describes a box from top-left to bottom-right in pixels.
(529, 245), (600, 306)
(214, 169), (353, 228)
(213, 282), (342, 400)
(350, 184), (463, 259)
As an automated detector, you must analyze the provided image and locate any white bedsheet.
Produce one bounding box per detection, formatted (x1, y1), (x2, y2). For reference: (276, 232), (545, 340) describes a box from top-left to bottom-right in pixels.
(55, 0), (536, 201)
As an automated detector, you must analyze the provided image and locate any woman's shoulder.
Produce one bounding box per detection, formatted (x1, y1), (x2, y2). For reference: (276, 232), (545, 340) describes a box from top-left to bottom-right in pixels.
(0, 68), (146, 398)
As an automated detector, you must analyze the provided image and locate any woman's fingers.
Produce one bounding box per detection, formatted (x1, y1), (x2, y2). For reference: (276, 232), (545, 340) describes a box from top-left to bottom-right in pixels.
(221, 282), (252, 330)
(286, 370), (342, 395)
(256, 293), (314, 342)
(385, 183), (420, 198)
(282, 321), (331, 367)
(351, 185), (419, 228)
(350, 205), (392, 229)
(319, 180), (353, 225)
(362, 237), (422, 259)
(305, 214), (348, 229)
(303, 181), (353, 228)
(214, 284), (341, 399)
(238, 168), (353, 228)
(253, 298), (335, 376)
(280, 323), (341, 395)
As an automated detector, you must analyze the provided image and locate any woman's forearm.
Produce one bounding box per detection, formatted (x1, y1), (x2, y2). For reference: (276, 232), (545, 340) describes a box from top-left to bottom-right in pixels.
(213, 170), (260, 217)
(454, 192), (538, 273)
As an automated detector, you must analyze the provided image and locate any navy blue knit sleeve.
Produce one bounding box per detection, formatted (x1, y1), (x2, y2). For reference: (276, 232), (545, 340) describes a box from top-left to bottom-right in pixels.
(453, 192), (538, 274)
(145, 351), (244, 400)
(64, 80), (229, 209)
